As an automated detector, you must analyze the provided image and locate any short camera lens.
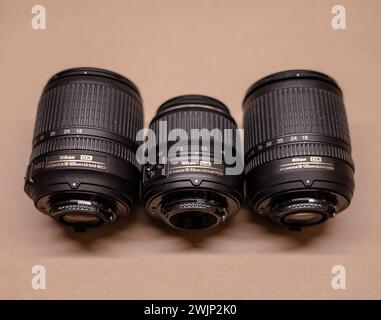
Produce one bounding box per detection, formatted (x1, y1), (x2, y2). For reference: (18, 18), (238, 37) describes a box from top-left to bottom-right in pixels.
(142, 95), (244, 231)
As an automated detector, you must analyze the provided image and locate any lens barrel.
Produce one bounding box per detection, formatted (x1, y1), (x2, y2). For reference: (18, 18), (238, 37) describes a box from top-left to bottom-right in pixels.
(243, 70), (355, 230)
(143, 95), (243, 230)
(24, 67), (143, 231)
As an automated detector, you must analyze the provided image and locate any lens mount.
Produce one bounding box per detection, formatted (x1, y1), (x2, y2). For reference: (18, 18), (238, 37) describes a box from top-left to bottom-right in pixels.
(51, 198), (116, 231)
(145, 187), (241, 231)
(35, 190), (128, 231)
(267, 195), (336, 230)
(162, 197), (226, 230)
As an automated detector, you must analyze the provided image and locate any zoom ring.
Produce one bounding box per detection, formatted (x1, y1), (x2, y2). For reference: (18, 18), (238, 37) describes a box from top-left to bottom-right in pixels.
(244, 86), (351, 154)
(33, 82), (143, 143)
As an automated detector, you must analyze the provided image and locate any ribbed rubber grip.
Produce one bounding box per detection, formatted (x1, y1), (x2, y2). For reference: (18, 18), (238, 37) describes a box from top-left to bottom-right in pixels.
(150, 95), (237, 141)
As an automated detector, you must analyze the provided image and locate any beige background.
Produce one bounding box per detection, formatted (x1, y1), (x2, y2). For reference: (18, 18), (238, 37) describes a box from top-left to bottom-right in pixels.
(0, 0), (380, 299)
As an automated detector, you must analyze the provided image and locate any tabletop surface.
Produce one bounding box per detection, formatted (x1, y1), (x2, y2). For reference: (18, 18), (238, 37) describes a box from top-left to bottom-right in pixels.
(0, 0), (379, 299)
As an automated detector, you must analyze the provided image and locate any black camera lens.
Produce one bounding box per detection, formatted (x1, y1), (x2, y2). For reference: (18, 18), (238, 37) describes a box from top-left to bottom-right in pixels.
(24, 67), (143, 231)
(142, 95), (243, 231)
(243, 70), (355, 230)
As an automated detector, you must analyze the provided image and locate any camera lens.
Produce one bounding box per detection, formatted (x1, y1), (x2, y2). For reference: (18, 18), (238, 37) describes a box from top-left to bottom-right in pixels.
(243, 70), (355, 230)
(142, 95), (243, 231)
(24, 67), (143, 231)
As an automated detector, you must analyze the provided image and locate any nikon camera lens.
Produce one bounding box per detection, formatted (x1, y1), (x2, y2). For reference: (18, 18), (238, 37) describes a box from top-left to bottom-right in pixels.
(24, 67), (143, 231)
(243, 70), (355, 230)
(142, 95), (243, 230)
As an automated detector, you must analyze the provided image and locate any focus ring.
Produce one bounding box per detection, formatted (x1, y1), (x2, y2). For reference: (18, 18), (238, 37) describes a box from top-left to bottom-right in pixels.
(151, 110), (236, 138)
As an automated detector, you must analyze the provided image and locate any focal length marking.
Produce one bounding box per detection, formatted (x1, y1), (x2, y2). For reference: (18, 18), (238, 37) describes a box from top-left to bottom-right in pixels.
(168, 163), (224, 176)
(279, 156), (334, 172)
(33, 126), (135, 150)
(144, 161), (225, 182)
(246, 133), (351, 159)
(32, 154), (107, 172)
